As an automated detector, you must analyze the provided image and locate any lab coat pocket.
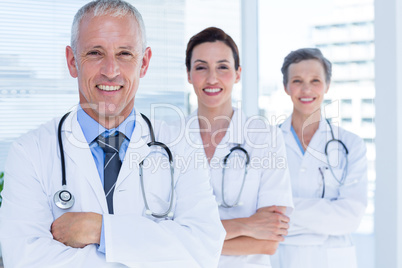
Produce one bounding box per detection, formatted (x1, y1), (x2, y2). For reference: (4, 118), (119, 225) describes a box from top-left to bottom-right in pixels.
(323, 167), (343, 200)
(142, 190), (176, 220)
(326, 246), (357, 268)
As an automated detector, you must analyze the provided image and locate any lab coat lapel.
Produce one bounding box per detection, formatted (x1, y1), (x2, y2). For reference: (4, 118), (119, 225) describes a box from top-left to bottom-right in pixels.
(219, 108), (245, 157)
(116, 110), (151, 189)
(61, 109), (108, 212)
(281, 115), (304, 158)
(306, 117), (331, 163)
(186, 109), (204, 147)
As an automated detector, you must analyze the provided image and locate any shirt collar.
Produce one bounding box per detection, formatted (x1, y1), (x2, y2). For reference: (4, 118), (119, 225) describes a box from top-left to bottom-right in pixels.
(77, 104), (136, 143)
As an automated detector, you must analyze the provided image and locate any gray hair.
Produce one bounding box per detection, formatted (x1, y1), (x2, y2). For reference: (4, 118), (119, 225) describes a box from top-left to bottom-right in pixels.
(281, 48), (332, 85)
(70, 0), (147, 55)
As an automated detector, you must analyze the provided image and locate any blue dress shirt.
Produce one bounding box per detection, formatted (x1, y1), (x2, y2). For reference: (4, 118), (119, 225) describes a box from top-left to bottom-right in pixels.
(290, 125), (305, 155)
(77, 104), (136, 254)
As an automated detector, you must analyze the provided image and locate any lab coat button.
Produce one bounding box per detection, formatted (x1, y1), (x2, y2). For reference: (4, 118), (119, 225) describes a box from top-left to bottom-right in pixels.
(300, 167), (306, 172)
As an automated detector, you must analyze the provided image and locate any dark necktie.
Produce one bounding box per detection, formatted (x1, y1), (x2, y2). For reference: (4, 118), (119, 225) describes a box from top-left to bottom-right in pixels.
(97, 132), (125, 214)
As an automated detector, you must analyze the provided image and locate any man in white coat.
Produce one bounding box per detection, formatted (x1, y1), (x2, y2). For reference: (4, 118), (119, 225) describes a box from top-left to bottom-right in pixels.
(0, 0), (225, 267)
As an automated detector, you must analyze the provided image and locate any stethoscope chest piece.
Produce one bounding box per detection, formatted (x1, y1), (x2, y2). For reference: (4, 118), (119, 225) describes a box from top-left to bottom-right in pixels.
(54, 189), (75, 209)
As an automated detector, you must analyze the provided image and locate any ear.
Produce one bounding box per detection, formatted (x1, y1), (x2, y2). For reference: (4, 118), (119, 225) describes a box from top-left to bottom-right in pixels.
(187, 71), (193, 84)
(324, 82), (330, 93)
(234, 66), (242, 83)
(284, 84), (290, 96)
(140, 47), (152, 78)
(66, 46), (78, 78)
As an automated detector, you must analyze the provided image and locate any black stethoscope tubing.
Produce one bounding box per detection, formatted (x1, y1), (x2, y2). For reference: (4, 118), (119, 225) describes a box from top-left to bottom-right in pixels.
(55, 111), (174, 217)
(58, 112), (70, 187)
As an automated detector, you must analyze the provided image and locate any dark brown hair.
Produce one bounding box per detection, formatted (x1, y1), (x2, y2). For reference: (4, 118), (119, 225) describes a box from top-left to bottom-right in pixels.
(185, 27), (240, 71)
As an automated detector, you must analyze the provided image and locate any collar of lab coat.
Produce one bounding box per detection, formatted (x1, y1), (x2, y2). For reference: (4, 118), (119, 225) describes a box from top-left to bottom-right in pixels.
(280, 113), (330, 135)
(62, 106), (151, 158)
(281, 114), (333, 161)
(60, 106), (152, 209)
(187, 108), (246, 161)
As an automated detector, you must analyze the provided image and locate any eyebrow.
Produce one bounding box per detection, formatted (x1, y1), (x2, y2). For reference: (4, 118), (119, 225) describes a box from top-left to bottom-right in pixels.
(193, 59), (231, 64)
(193, 59), (207, 64)
(89, 45), (135, 50)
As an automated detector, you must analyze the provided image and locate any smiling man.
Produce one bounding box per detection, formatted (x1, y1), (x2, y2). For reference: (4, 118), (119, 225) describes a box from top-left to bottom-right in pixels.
(0, 1), (225, 267)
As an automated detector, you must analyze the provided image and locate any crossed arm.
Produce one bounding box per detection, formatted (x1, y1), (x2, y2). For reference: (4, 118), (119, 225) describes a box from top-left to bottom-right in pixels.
(50, 205), (289, 257)
(51, 212), (102, 248)
(221, 206), (289, 255)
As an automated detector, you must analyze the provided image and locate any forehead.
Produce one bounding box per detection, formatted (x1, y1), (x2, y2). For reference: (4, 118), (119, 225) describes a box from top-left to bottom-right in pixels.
(288, 59), (325, 76)
(77, 13), (141, 50)
(192, 41), (234, 62)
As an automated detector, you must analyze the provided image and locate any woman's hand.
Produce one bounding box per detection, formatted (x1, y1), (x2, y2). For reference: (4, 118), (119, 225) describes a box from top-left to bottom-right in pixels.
(222, 205), (290, 241)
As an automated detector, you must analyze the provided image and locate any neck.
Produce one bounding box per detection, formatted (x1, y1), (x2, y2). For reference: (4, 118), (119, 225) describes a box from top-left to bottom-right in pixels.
(197, 102), (233, 133)
(82, 109), (129, 129)
(81, 102), (133, 130)
(291, 108), (321, 139)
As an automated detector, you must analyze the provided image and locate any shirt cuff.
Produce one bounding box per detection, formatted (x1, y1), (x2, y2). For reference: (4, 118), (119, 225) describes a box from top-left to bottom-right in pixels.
(97, 215), (106, 254)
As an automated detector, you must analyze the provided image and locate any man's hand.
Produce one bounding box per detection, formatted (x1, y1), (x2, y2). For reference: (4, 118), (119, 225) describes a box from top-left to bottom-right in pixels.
(51, 212), (102, 248)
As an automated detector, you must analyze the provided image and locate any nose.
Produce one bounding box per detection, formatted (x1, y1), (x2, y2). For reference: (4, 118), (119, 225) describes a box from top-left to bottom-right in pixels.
(301, 82), (311, 92)
(206, 69), (218, 84)
(101, 55), (120, 79)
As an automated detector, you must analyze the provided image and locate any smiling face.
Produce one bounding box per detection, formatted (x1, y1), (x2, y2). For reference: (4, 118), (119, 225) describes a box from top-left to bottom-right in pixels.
(285, 59), (329, 118)
(187, 41), (241, 111)
(66, 13), (151, 128)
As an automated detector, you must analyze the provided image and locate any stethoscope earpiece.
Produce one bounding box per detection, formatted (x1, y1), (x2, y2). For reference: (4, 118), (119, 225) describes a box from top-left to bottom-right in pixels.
(145, 209), (152, 216)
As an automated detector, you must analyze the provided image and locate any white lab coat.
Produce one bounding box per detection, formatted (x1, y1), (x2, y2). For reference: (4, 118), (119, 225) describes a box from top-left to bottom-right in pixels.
(0, 107), (225, 268)
(175, 109), (294, 268)
(271, 116), (368, 268)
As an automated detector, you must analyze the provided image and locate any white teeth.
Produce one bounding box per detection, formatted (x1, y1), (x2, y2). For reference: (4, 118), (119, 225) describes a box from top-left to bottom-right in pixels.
(98, 85), (121, 91)
(204, 88), (221, 93)
(300, 98), (314, 102)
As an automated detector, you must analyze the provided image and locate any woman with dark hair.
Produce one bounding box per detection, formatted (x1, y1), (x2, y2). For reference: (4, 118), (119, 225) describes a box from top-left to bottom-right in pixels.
(271, 48), (368, 268)
(183, 27), (294, 267)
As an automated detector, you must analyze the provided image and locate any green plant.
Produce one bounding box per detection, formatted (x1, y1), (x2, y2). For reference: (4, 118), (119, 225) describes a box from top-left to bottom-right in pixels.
(0, 171), (4, 206)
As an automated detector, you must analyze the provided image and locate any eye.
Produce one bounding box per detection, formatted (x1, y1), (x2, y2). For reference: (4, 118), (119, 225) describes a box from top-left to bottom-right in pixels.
(218, 65), (229, 70)
(292, 79), (301, 83)
(118, 51), (133, 57)
(312, 79), (321, 83)
(195, 65), (206, 71)
(87, 50), (101, 56)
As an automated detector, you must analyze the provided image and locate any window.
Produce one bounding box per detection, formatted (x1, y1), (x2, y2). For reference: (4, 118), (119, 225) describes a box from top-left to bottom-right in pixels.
(258, 0), (375, 267)
(0, 0), (241, 170)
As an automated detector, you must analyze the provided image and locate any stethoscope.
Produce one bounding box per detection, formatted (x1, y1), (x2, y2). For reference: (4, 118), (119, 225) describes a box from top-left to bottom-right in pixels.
(319, 118), (349, 198)
(54, 111), (175, 218)
(218, 145), (250, 208)
(280, 118), (349, 198)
